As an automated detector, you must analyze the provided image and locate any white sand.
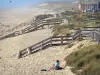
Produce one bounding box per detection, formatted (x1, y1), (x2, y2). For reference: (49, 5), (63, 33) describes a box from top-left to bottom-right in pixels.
(0, 4), (95, 75)
(0, 26), (74, 75)
(0, 26), (96, 75)
(0, 7), (56, 38)
(0, 8), (50, 25)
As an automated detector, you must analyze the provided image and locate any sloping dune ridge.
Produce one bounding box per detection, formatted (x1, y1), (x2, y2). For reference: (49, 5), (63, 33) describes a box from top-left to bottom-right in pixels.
(0, 2), (80, 75)
(0, 26), (96, 75)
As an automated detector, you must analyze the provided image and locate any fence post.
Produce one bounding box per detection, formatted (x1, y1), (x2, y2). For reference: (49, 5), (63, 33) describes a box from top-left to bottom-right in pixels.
(47, 21), (49, 27)
(50, 37), (52, 46)
(20, 30), (23, 35)
(35, 24), (37, 30)
(61, 36), (63, 45)
(98, 30), (100, 44)
(79, 30), (82, 39)
(96, 32), (98, 44)
(92, 29), (95, 40)
(41, 41), (43, 50)
(96, 32), (100, 44)
(41, 24), (44, 29)
(27, 47), (31, 55)
(17, 51), (21, 59)
(96, 33), (99, 44)
(41, 20), (44, 29)
(48, 24), (49, 28)
(91, 31), (94, 40)
(72, 35), (74, 42)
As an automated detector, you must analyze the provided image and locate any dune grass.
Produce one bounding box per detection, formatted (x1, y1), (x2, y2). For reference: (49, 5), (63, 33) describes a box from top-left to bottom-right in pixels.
(64, 44), (100, 75)
(51, 24), (72, 36)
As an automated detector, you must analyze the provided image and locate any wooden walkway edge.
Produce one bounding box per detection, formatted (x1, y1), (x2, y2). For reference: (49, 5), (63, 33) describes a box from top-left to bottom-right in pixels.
(18, 29), (100, 59)
(0, 18), (62, 40)
(18, 30), (81, 58)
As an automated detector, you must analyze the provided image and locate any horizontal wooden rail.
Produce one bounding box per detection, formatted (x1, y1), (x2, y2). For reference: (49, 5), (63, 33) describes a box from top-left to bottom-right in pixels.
(18, 30), (82, 58)
(17, 29), (100, 59)
(0, 17), (63, 40)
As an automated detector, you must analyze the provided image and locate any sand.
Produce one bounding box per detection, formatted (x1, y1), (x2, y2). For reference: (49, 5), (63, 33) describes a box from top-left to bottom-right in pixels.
(0, 4), (95, 75)
(0, 26), (73, 75)
(0, 8), (51, 25)
(0, 26), (96, 75)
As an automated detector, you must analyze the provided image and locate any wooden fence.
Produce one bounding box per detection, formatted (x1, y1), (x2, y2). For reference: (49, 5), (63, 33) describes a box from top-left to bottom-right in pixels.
(79, 28), (100, 44)
(0, 18), (63, 40)
(18, 30), (81, 58)
(18, 29), (100, 59)
(90, 29), (100, 43)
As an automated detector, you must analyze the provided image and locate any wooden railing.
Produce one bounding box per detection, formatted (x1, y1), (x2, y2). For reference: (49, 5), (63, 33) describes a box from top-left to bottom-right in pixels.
(18, 30), (81, 58)
(17, 29), (100, 59)
(0, 18), (63, 40)
(90, 29), (100, 44)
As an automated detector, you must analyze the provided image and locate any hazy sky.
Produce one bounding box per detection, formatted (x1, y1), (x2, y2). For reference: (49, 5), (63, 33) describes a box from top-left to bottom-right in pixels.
(0, 0), (76, 8)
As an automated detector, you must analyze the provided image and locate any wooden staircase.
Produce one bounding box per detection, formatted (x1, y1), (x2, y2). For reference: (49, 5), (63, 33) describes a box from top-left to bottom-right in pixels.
(0, 18), (63, 40)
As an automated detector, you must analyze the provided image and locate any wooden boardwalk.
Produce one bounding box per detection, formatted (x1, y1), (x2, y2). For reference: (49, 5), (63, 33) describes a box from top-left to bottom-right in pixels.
(17, 29), (100, 59)
(0, 17), (63, 40)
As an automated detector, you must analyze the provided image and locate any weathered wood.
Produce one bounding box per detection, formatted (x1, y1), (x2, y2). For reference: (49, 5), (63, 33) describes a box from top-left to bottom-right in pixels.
(72, 35), (74, 42)
(15, 31), (20, 36)
(40, 41), (43, 50)
(61, 36), (63, 45)
(27, 47), (31, 55)
(91, 31), (95, 40)
(52, 38), (72, 41)
(17, 28), (100, 58)
(19, 35), (75, 58)
(43, 40), (51, 46)
(0, 18), (62, 40)
(17, 51), (21, 59)
(98, 34), (100, 43)
(50, 37), (52, 46)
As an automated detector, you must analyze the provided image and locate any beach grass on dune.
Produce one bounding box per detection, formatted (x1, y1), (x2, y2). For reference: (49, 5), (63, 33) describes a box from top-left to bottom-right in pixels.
(51, 24), (72, 36)
(64, 44), (100, 75)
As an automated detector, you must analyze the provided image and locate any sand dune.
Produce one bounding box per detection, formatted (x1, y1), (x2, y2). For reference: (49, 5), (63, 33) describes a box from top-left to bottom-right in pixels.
(0, 8), (47, 25)
(0, 26), (96, 75)
(0, 2), (79, 75)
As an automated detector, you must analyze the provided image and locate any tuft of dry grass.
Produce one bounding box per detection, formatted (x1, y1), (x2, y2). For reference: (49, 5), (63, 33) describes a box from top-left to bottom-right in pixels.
(51, 24), (72, 36)
(64, 44), (100, 75)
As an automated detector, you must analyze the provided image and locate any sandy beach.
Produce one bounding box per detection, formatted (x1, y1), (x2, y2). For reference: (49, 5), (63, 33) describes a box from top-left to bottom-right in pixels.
(0, 25), (96, 75)
(0, 2), (95, 75)
(0, 26), (73, 75)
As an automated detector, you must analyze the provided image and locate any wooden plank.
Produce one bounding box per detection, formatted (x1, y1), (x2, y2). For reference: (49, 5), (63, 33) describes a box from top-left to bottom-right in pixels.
(50, 37), (52, 46)
(81, 30), (95, 31)
(14, 31), (20, 36)
(52, 36), (71, 38)
(31, 40), (51, 50)
(42, 40), (51, 46)
(98, 34), (100, 43)
(28, 27), (35, 31)
(95, 31), (100, 35)
(52, 39), (61, 41)
(52, 42), (69, 46)
(18, 27), (100, 58)
(61, 36), (63, 45)
(27, 47), (31, 55)
(30, 37), (50, 48)
(40, 41), (43, 50)
(31, 45), (42, 51)
(83, 27), (100, 28)
(20, 49), (28, 55)
(17, 51), (21, 59)
(52, 39), (72, 41)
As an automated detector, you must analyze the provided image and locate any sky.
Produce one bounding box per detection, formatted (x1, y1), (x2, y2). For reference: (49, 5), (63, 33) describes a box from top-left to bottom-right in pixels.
(0, 0), (76, 8)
